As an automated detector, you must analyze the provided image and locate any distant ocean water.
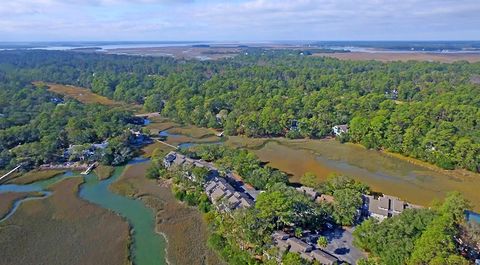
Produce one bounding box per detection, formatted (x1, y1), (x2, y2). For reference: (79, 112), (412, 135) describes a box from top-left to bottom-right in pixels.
(2, 40), (480, 53)
(0, 41), (209, 51)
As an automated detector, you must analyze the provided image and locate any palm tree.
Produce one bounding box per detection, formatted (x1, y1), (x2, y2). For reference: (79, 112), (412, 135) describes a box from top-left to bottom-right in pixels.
(317, 236), (328, 248)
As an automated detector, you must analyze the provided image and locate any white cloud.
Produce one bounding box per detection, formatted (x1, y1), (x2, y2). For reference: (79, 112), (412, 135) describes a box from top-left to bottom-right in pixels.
(0, 0), (478, 41)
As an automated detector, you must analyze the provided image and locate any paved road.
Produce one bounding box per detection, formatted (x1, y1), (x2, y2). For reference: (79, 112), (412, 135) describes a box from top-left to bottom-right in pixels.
(321, 227), (366, 264)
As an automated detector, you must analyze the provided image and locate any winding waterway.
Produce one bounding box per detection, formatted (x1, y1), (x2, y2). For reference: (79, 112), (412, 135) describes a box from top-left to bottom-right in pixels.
(0, 161), (167, 265)
(79, 163), (167, 265)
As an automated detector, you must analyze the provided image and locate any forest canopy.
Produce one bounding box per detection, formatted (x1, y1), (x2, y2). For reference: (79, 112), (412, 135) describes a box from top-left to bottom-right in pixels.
(0, 49), (479, 172)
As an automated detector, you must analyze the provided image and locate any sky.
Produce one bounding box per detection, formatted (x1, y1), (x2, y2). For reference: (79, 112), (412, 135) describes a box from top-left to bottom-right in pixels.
(1, 0), (479, 42)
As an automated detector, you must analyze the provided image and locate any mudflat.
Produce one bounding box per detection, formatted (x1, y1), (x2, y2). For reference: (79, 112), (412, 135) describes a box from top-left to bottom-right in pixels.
(0, 177), (130, 265)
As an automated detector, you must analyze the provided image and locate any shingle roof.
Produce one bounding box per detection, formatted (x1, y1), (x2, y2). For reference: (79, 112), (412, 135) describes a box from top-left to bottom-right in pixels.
(273, 231), (290, 240)
(287, 238), (312, 253)
(311, 250), (338, 265)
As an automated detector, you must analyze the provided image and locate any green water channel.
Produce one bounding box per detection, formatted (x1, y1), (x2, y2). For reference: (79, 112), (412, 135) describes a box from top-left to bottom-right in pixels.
(78, 163), (167, 265)
(0, 161), (167, 265)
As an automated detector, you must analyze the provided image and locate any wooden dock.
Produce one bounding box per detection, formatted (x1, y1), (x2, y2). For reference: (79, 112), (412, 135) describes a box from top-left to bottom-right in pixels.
(80, 163), (97, 175)
(0, 165), (21, 182)
(154, 139), (178, 149)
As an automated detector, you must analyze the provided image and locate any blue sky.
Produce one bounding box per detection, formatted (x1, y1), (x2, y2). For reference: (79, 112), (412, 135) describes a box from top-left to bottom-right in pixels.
(1, 0), (479, 41)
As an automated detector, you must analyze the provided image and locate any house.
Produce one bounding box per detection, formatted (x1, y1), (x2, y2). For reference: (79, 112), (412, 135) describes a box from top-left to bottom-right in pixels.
(287, 237), (313, 253)
(290, 119), (299, 130)
(164, 152), (257, 211)
(311, 250), (339, 265)
(50, 97), (64, 104)
(205, 177), (255, 211)
(129, 129), (151, 146)
(332, 125), (348, 136)
(163, 151), (177, 168)
(296, 186), (318, 200)
(363, 194), (420, 221)
(271, 231), (341, 264)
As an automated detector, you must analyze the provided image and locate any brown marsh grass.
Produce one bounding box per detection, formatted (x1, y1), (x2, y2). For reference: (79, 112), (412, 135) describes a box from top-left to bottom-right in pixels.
(0, 177), (130, 265)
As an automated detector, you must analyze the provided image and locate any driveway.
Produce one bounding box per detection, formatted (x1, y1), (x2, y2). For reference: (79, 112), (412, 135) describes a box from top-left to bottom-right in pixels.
(320, 227), (366, 264)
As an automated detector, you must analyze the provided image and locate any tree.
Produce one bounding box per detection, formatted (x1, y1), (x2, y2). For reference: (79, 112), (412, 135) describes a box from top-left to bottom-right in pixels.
(294, 227), (303, 238)
(322, 175), (369, 195)
(300, 172), (319, 188)
(255, 184), (295, 229)
(409, 193), (470, 265)
(317, 236), (328, 248)
(282, 252), (304, 265)
(353, 209), (436, 265)
(144, 94), (164, 112)
(332, 188), (362, 226)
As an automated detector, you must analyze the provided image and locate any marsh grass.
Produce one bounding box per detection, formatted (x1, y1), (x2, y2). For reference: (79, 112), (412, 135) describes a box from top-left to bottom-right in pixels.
(0, 177), (130, 265)
(0, 192), (42, 219)
(94, 165), (115, 180)
(6, 169), (65, 185)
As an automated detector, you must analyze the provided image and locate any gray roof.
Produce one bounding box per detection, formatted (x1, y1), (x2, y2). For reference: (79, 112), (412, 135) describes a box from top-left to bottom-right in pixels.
(210, 188), (228, 202)
(300, 252), (314, 261)
(296, 186), (318, 200)
(273, 231), (290, 240)
(365, 194), (412, 218)
(392, 199), (406, 212)
(366, 196), (389, 217)
(378, 196), (390, 210)
(205, 181), (217, 193)
(311, 250), (338, 265)
(275, 239), (290, 252)
(287, 238), (312, 253)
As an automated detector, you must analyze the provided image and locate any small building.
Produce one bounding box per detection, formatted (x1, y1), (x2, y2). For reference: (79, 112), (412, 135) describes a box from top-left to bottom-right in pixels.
(363, 194), (420, 221)
(332, 125), (348, 136)
(163, 151), (177, 168)
(287, 237), (313, 254)
(129, 129), (151, 146)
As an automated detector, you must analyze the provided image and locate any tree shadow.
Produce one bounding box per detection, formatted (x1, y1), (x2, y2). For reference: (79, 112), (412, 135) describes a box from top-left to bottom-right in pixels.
(334, 247), (350, 255)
